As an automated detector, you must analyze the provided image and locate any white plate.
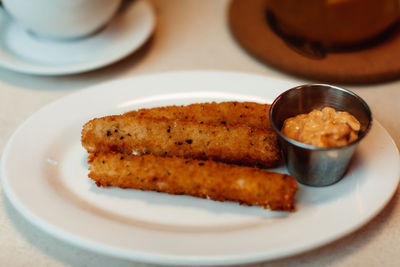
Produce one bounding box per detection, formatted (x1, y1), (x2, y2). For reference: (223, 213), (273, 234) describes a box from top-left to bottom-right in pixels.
(0, 0), (155, 75)
(2, 71), (399, 265)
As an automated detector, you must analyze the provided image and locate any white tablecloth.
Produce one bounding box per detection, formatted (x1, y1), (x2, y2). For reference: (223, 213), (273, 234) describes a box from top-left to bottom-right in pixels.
(1, 1), (399, 266)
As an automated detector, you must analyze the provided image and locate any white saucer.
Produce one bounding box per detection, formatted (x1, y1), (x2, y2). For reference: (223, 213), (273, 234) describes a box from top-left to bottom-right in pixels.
(0, 0), (155, 75)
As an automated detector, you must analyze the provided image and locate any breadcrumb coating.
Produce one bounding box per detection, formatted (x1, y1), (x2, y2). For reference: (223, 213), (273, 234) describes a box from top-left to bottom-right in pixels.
(81, 115), (281, 168)
(89, 152), (297, 211)
(124, 101), (271, 128)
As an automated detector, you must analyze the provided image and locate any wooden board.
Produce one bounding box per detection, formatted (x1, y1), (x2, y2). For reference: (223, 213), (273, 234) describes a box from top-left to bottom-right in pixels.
(228, 0), (400, 84)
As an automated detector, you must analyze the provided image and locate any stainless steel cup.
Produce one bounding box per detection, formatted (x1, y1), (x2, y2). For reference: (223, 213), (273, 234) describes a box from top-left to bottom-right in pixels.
(269, 84), (372, 186)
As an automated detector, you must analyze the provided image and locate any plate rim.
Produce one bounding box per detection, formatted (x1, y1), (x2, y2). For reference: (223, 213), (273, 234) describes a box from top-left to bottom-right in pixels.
(1, 70), (399, 265)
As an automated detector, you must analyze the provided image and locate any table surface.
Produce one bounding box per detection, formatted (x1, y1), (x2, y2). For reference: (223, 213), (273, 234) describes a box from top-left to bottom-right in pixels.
(1, 1), (400, 266)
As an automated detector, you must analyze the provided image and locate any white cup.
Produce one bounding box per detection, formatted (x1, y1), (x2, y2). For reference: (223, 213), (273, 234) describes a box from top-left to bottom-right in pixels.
(2, 0), (123, 40)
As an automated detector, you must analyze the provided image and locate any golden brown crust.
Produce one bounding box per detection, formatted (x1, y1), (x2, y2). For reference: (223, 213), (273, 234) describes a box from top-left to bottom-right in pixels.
(81, 115), (281, 168)
(124, 101), (271, 128)
(89, 152), (298, 211)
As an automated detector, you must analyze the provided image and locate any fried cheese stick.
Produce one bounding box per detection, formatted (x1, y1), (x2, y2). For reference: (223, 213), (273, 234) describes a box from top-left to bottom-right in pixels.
(82, 115), (281, 168)
(124, 101), (271, 128)
(89, 152), (298, 211)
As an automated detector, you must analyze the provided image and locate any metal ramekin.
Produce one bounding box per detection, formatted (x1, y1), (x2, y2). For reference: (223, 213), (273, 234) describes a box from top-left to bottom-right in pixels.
(269, 84), (372, 186)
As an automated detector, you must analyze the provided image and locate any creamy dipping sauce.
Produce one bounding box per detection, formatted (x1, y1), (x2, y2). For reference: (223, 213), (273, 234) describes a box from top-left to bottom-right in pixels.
(281, 107), (361, 147)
